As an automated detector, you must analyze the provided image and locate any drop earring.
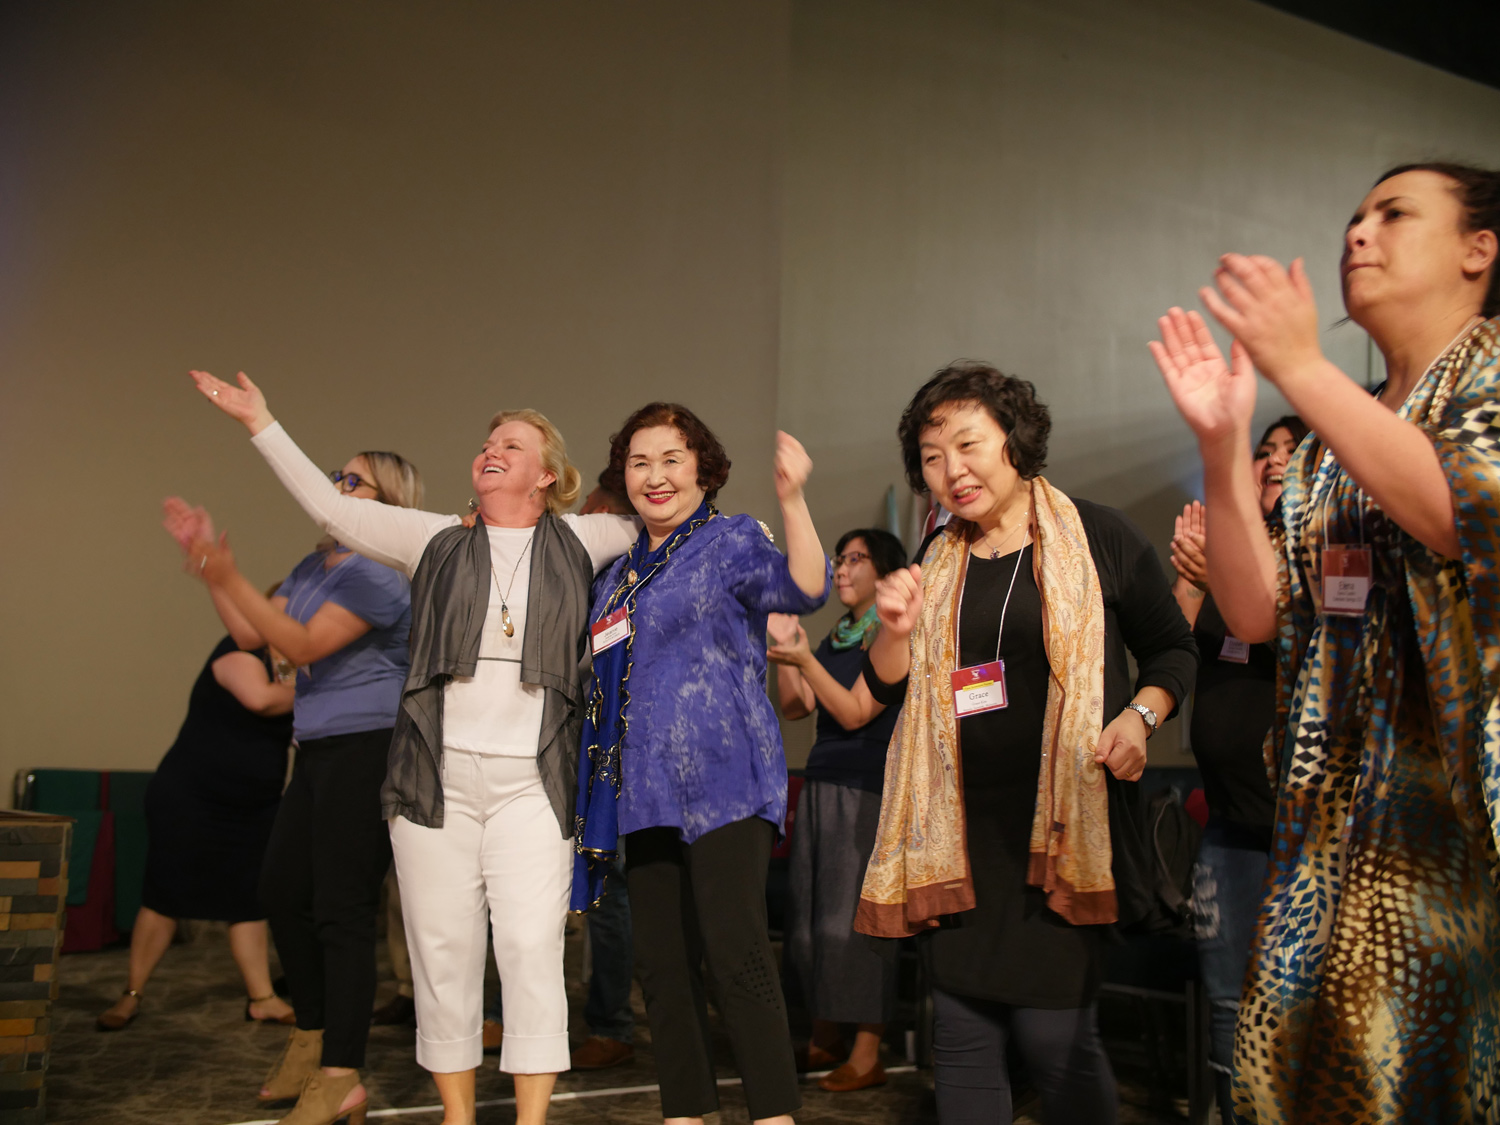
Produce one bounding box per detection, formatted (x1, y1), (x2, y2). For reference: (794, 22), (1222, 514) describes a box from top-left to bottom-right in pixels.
(467, 499), (478, 513)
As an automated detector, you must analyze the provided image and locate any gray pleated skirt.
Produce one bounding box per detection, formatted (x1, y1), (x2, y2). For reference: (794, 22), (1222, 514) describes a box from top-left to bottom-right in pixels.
(782, 779), (898, 1024)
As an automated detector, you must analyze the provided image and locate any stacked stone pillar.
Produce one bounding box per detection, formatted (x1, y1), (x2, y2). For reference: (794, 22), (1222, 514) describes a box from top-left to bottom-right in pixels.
(0, 813), (71, 1125)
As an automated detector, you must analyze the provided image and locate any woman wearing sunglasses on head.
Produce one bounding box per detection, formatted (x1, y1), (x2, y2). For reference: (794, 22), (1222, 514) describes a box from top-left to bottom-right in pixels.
(170, 446), (420, 1125)
(190, 370), (638, 1125)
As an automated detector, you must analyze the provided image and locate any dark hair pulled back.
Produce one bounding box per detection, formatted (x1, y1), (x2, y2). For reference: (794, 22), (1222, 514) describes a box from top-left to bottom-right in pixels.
(1376, 162), (1500, 317)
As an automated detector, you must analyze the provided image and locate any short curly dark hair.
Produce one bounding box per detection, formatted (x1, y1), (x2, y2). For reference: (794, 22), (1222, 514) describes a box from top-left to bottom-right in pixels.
(607, 402), (732, 502)
(897, 361), (1051, 493)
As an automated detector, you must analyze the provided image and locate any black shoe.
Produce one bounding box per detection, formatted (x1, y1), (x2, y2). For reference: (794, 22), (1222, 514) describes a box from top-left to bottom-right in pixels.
(370, 993), (416, 1026)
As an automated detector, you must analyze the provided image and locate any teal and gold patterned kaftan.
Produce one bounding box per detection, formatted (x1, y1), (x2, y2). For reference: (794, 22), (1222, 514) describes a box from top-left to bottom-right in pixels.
(1235, 318), (1500, 1123)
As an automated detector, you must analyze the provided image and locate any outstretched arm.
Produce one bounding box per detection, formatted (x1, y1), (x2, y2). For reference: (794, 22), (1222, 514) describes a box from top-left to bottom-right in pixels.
(1201, 254), (1459, 558)
(188, 370), (453, 574)
(1150, 309), (1278, 642)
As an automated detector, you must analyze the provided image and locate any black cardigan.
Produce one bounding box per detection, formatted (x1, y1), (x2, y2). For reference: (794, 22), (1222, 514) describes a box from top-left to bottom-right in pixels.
(865, 498), (1199, 931)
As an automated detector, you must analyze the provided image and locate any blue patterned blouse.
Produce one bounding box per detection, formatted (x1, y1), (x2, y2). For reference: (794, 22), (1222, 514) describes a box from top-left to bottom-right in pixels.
(594, 511), (829, 843)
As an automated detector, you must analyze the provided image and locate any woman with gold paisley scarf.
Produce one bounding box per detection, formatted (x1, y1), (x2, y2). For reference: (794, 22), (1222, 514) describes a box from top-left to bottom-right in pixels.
(1152, 163), (1500, 1123)
(858, 362), (1197, 1124)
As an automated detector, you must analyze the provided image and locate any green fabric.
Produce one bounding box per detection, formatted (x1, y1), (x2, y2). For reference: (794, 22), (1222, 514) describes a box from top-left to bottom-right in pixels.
(29, 769), (100, 813)
(107, 772), (153, 931)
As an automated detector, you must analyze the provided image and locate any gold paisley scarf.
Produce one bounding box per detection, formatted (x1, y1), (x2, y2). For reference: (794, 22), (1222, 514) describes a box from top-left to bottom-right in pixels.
(854, 477), (1114, 937)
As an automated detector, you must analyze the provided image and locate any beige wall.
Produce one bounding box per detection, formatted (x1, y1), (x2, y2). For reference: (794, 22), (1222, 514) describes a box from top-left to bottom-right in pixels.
(4, 1), (1499, 787)
(0, 2), (789, 788)
(777, 0), (1500, 766)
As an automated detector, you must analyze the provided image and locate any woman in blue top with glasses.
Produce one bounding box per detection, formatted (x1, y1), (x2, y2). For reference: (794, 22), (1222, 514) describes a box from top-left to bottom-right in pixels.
(174, 446), (419, 1125)
(573, 402), (830, 1125)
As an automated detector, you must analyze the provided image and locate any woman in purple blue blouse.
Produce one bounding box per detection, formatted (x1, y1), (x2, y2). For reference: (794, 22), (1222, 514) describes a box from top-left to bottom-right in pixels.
(573, 402), (830, 1125)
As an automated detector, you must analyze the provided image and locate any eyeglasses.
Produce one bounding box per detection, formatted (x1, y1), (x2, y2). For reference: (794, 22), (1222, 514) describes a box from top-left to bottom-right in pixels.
(833, 551), (870, 568)
(329, 469), (378, 495)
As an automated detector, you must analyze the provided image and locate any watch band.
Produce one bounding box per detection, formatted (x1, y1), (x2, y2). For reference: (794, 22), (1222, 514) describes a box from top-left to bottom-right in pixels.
(1124, 702), (1158, 738)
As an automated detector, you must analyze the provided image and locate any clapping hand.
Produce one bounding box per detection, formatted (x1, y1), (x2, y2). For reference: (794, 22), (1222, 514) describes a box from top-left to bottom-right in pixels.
(185, 531), (238, 586)
(1201, 254), (1323, 385)
(1149, 308), (1257, 445)
(189, 370), (275, 434)
(163, 496), (216, 555)
(773, 431), (812, 503)
(1170, 501), (1208, 591)
(766, 614), (813, 667)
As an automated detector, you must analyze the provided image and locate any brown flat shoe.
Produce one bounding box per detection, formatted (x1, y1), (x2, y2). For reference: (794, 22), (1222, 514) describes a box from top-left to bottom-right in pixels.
(570, 1036), (635, 1070)
(247, 994), (297, 1025)
(482, 1019), (503, 1055)
(818, 1061), (887, 1092)
(96, 989), (142, 1031)
(794, 1040), (845, 1072)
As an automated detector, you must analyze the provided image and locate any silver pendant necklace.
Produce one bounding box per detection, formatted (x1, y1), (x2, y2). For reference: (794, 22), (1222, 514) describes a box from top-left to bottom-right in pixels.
(985, 508), (1030, 559)
(489, 534), (535, 638)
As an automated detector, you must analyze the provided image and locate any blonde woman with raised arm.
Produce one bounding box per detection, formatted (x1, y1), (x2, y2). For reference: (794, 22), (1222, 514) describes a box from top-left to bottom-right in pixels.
(192, 370), (637, 1125)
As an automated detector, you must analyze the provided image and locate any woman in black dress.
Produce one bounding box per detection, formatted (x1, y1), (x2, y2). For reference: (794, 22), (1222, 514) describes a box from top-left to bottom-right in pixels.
(858, 363), (1197, 1124)
(97, 620), (295, 1030)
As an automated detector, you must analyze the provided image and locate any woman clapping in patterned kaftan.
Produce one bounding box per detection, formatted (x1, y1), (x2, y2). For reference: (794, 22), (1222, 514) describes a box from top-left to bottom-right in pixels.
(1152, 163), (1500, 1123)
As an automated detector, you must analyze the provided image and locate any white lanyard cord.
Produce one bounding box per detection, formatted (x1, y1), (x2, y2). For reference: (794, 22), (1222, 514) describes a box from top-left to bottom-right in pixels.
(954, 542), (1028, 665)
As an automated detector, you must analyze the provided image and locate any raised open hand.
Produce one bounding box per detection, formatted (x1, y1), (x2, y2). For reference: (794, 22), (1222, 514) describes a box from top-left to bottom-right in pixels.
(1201, 254), (1322, 386)
(189, 370), (275, 434)
(1149, 307), (1257, 444)
(874, 564), (923, 638)
(773, 431), (813, 503)
(163, 496), (216, 555)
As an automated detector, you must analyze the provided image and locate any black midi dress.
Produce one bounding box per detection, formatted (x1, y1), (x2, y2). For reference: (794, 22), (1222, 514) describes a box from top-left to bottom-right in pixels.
(141, 637), (293, 923)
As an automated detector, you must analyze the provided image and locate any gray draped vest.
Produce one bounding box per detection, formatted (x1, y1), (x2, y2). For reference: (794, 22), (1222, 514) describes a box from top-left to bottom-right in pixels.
(380, 512), (593, 834)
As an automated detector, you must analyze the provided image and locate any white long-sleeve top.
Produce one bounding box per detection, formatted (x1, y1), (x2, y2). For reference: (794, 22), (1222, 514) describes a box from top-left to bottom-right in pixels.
(252, 421), (638, 755)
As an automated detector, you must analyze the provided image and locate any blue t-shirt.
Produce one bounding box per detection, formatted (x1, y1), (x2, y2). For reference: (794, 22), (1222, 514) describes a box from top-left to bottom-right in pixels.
(276, 550), (412, 742)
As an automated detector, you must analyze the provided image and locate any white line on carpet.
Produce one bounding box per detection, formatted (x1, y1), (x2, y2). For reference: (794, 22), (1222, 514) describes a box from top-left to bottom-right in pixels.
(220, 1066), (918, 1124)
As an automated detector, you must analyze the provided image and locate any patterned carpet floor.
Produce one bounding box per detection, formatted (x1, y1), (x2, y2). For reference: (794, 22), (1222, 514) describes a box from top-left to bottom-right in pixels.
(43, 920), (1202, 1124)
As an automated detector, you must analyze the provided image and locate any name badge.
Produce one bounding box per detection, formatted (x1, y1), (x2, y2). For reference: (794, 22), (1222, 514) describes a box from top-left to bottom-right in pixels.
(1321, 545), (1372, 617)
(951, 661), (1008, 717)
(591, 607), (631, 656)
(1219, 635), (1250, 664)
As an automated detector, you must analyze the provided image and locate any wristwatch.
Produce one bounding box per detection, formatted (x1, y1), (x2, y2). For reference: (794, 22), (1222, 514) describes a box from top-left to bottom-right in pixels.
(1124, 703), (1158, 739)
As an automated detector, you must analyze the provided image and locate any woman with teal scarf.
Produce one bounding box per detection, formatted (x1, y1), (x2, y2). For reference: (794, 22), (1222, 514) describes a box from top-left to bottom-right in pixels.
(768, 527), (908, 1093)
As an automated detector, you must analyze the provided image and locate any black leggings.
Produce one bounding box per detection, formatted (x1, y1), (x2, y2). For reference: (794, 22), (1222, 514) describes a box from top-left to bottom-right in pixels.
(931, 987), (1118, 1125)
(259, 728), (393, 1069)
(625, 818), (800, 1120)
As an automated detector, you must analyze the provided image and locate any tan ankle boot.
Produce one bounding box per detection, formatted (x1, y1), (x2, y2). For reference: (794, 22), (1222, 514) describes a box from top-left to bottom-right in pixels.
(277, 1070), (366, 1125)
(260, 1027), (323, 1102)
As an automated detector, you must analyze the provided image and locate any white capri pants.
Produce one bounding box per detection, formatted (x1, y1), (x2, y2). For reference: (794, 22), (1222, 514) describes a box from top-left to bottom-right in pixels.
(389, 749), (573, 1074)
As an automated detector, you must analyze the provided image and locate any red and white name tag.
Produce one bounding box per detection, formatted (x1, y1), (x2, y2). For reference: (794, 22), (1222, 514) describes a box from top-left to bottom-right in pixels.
(1219, 635), (1250, 664)
(1321, 545), (1372, 617)
(951, 661), (1008, 717)
(591, 607), (631, 656)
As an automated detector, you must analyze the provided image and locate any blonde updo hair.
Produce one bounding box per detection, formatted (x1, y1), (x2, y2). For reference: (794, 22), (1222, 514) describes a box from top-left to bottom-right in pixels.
(356, 450), (425, 509)
(488, 409), (582, 514)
